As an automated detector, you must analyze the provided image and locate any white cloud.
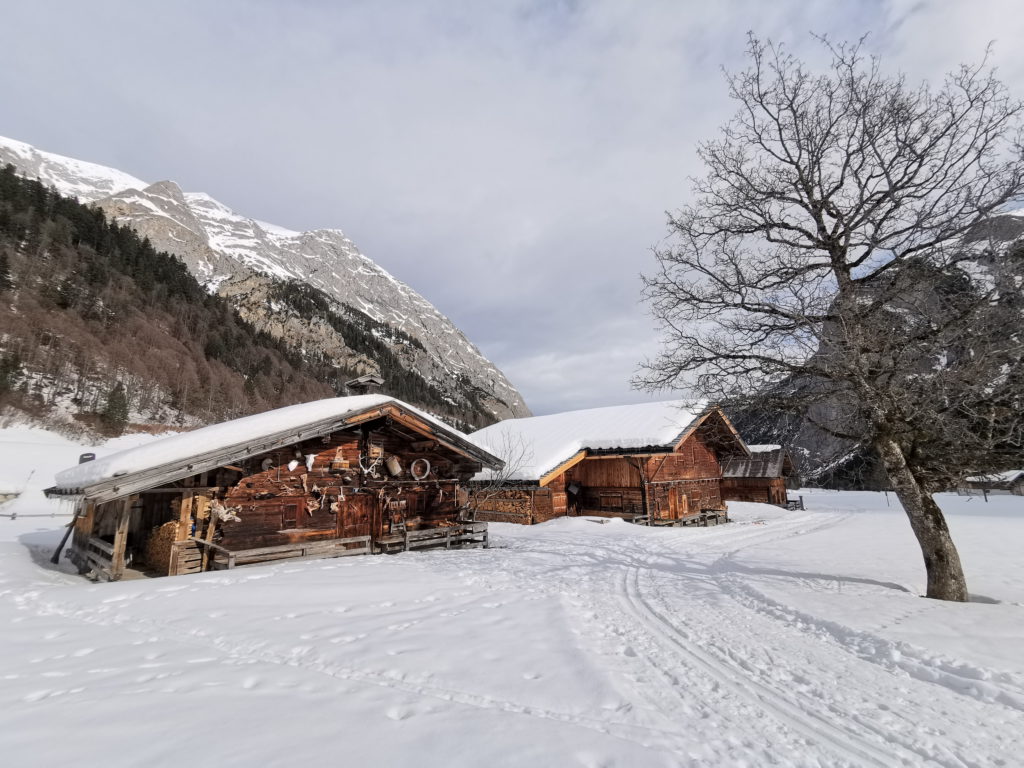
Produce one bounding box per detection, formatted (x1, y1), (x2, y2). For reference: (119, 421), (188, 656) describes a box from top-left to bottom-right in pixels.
(1, 0), (1022, 414)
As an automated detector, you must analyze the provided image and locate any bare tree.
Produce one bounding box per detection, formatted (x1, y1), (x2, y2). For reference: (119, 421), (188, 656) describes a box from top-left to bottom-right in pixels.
(639, 35), (1024, 601)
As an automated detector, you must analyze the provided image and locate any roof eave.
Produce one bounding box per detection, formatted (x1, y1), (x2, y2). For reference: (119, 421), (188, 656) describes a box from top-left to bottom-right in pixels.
(53, 401), (502, 503)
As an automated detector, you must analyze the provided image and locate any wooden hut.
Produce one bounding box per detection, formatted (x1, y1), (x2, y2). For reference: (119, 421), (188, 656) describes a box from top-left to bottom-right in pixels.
(469, 401), (748, 526)
(720, 445), (797, 506)
(47, 396), (502, 581)
(961, 469), (1024, 496)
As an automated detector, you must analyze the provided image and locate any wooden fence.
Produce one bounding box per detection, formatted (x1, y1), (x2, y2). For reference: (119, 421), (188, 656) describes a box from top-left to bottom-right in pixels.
(192, 535), (372, 570)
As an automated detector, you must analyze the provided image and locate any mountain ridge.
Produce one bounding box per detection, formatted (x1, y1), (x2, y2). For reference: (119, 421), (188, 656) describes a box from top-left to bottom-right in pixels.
(0, 134), (528, 425)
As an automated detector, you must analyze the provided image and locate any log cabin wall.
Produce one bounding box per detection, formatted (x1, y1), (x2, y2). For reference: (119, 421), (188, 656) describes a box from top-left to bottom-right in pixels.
(646, 432), (726, 514)
(217, 424), (473, 552)
(721, 476), (787, 505)
(472, 428), (730, 526)
(539, 475), (568, 522)
(471, 475), (567, 524)
(567, 431), (726, 521)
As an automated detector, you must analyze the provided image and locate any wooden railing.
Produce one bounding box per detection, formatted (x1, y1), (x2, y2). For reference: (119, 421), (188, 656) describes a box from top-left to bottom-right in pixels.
(375, 521), (488, 553)
(191, 535), (371, 570)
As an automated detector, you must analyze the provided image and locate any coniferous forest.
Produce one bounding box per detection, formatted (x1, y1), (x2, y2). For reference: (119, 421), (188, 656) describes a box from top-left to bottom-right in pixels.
(0, 165), (494, 434)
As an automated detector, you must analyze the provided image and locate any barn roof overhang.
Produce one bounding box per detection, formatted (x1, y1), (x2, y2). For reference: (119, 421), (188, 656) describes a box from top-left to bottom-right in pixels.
(47, 402), (503, 504)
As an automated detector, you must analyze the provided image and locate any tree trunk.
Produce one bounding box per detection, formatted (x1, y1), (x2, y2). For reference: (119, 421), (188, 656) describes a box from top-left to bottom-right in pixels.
(875, 437), (969, 601)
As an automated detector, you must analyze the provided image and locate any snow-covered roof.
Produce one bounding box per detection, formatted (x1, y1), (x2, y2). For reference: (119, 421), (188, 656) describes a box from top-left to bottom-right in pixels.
(721, 446), (795, 479)
(52, 395), (499, 499)
(965, 469), (1024, 484)
(470, 400), (734, 483)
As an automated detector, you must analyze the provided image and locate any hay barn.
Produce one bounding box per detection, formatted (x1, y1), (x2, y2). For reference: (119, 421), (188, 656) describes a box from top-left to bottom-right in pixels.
(469, 401), (748, 526)
(47, 396), (502, 581)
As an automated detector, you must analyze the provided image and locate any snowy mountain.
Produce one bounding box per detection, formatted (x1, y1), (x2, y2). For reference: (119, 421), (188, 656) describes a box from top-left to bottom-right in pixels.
(0, 135), (529, 425)
(734, 209), (1024, 489)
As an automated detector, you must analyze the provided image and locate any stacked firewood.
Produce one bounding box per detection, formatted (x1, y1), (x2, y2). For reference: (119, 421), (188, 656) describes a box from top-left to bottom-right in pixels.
(144, 521), (179, 575)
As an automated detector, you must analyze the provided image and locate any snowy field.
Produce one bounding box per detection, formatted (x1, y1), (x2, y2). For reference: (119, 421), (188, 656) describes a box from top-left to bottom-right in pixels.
(1, 428), (1023, 767)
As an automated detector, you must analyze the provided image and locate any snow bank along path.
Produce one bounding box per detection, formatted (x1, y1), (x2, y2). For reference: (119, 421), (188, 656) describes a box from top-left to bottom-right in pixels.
(1, 428), (1023, 766)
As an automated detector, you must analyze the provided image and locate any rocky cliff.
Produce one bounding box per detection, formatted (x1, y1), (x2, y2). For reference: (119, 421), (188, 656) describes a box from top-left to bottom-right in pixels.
(0, 135), (528, 426)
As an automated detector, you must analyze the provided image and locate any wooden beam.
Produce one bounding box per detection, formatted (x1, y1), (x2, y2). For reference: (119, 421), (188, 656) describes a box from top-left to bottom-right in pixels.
(110, 497), (132, 580)
(539, 450), (587, 487)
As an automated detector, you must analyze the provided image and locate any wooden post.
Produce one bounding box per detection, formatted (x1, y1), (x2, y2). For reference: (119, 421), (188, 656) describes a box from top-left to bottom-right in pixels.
(176, 491), (195, 539)
(110, 498), (132, 580)
(200, 495), (217, 571)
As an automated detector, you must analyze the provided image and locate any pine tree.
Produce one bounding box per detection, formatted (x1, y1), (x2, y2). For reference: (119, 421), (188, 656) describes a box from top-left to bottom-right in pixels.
(0, 251), (12, 293)
(0, 352), (22, 394)
(101, 381), (130, 435)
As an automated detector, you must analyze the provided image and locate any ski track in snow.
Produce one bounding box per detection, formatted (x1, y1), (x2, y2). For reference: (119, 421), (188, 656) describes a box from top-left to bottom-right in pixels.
(3, 488), (1024, 766)
(466, 512), (1024, 767)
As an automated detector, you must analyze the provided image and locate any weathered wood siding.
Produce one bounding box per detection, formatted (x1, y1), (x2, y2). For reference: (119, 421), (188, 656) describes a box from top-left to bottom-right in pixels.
(721, 476), (787, 505)
(219, 428), (471, 551)
(472, 428), (728, 525)
(472, 488), (540, 525)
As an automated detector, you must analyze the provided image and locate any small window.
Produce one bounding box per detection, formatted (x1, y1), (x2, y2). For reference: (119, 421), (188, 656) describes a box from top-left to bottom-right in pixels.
(599, 493), (623, 509)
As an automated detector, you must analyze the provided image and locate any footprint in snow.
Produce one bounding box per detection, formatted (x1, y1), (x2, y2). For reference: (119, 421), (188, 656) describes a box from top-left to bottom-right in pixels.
(385, 706), (414, 721)
(329, 634), (364, 644)
(522, 671), (542, 680)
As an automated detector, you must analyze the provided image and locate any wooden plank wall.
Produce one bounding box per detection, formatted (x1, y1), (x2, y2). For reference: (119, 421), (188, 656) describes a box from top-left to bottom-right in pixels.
(69, 421), (480, 577)
(472, 428), (729, 526)
(721, 476), (787, 505)
(217, 426), (472, 552)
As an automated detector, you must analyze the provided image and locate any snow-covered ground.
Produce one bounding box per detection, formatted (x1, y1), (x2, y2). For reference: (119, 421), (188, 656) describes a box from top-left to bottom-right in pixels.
(1, 428), (1023, 767)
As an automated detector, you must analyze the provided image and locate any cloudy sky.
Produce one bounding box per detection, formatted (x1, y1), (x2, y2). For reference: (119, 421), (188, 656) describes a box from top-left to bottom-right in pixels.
(3, 1), (1024, 414)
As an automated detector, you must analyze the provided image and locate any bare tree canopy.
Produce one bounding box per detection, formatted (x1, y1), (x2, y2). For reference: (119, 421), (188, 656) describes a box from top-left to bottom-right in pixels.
(639, 34), (1024, 601)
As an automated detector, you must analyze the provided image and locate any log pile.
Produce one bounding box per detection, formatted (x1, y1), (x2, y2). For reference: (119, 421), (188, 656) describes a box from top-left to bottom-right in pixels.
(144, 520), (179, 575)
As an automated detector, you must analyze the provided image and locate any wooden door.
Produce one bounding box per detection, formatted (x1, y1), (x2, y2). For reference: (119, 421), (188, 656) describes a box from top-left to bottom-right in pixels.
(338, 493), (374, 540)
(674, 488), (688, 519)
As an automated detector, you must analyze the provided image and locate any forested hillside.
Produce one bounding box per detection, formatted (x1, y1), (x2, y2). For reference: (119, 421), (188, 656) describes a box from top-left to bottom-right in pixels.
(0, 166), (492, 435)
